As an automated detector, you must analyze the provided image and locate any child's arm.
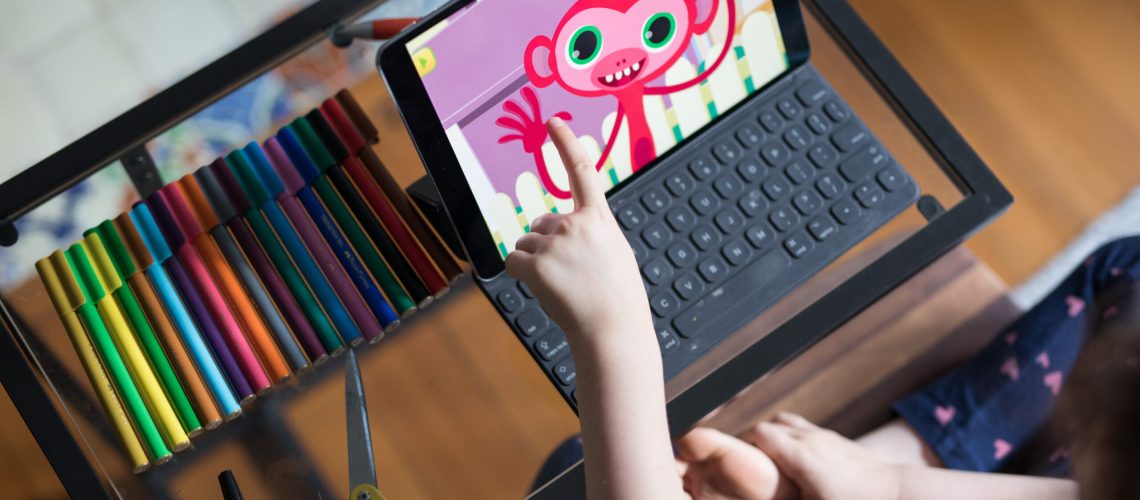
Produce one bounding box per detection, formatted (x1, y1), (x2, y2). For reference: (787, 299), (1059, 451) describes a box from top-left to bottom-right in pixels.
(506, 117), (683, 499)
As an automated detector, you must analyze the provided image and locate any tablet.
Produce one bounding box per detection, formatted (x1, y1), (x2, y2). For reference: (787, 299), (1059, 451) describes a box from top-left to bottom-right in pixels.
(379, 0), (809, 278)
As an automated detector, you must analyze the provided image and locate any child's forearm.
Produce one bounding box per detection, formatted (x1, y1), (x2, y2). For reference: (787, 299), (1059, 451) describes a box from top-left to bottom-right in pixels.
(572, 317), (684, 500)
(894, 465), (1078, 500)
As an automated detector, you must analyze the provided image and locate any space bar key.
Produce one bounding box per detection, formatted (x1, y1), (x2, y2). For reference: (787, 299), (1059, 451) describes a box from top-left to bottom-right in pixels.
(672, 251), (790, 338)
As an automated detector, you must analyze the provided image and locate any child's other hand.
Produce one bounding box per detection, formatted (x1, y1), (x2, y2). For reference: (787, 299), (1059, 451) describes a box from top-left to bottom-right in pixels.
(676, 428), (798, 500)
(746, 413), (900, 500)
(505, 117), (652, 349)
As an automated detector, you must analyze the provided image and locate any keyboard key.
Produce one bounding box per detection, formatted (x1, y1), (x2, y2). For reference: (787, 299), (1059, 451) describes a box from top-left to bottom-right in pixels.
(758, 110), (782, 133)
(824, 101), (849, 123)
(783, 125), (812, 150)
(777, 98), (801, 120)
(735, 124), (764, 148)
(714, 208), (744, 234)
(515, 309), (549, 337)
(713, 175), (743, 199)
(839, 145), (891, 182)
(854, 183), (885, 208)
(666, 207), (697, 232)
(617, 205), (648, 230)
(815, 174), (844, 200)
(784, 231), (814, 259)
(769, 205), (799, 232)
(673, 272), (706, 300)
(497, 288), (524, 313)
(808, 144), (838, 168)
(697, 256), (729, 283)
(831, 199), (861, 225)
(877, 166), (909, 192)
(666, 242), (698, 268)
(690, 226), (723, 251)
(738, 190), (768, 217)
(641, 222), (672, 249)
(760, 141), (791, 166)
(785, 161), (813, 185)
(673, 251), (790, 338)
(737, 158), (766, 184)
(793, 190), (823, 216)
(806, 113), (832, 135)
(746, 223), (773, 248)
(553, 358), (576, 385)
(721, 237), (753, 266)
(650, 290), (680, 317)
(807, 216), (838, 241)
(690, 189), (721, 215)
(657, 329), (680, 353)
(832, 124), (869, 152)
(640, 187), (671, 213)
(762, 176), (791, 201)
(518, 282), (534, 298)
(535, 332), (569, 360)
(689, 155), (719, 180)
(666, 172), (695, 197)
(642, 257), (675, 286)
(796, 81), (829, 107)
(713, 141), (743, 165)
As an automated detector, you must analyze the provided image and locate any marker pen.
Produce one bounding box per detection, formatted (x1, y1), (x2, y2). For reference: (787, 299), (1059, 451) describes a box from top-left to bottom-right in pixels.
(86, 221), (204, 435)
(36, 251), (152, 472)
(175, 176), (307, 374)
(250, 140), (398, 336)
(287, 118), (433, 307)
(333, 90), (464, 281)
(228, 147), (383, 341)
(74, 235), (190, 451)
(308, 108), (447, 301)
(144, 195), (265, 399)
(158, 185), (282, 387)
(196, 163), (329, 363)
(211, 156), (353, 353)
(114, 212), (239, 421)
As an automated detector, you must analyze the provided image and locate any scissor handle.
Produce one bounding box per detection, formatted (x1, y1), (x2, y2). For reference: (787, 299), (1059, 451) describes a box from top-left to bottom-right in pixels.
(350, 483), (384, 500)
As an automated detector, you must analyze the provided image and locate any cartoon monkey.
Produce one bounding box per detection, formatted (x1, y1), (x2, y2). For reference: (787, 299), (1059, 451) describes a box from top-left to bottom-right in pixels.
(497, 0), (737, 199)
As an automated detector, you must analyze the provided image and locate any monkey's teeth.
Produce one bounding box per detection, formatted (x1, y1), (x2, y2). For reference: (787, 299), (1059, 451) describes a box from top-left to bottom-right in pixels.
(623, 67), (631, 77)
(632, 62), (641, 71)
(615, 71), (623, 81)
(605, 74), (614, 83)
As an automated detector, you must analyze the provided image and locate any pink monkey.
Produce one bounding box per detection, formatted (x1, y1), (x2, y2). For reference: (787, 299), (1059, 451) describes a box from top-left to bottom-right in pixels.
(496, 0), (737, 199)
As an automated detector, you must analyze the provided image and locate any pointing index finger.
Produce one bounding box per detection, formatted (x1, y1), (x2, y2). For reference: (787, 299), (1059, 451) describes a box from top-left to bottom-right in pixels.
(547, 117), (604, 209)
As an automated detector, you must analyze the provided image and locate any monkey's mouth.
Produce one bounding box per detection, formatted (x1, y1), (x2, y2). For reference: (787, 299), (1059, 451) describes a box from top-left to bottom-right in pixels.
(597, 58), (646, 88)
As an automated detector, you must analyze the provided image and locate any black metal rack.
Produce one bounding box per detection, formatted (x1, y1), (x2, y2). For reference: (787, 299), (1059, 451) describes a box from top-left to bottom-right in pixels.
(0, 0), (1011, 497)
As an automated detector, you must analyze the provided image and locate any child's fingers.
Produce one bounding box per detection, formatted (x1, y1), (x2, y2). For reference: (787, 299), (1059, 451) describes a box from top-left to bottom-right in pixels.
(547, 117), (604, 209)
(774, 412), (818, 431)
(675, 427), (729, 462)
(514, 233), (546, 254)
(744, 422), (808, 480)
(529, 213), (562, 235)
(505, 250), (537, 283)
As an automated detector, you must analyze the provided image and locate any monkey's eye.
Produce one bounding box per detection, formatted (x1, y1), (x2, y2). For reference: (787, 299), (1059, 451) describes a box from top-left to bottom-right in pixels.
(567, 25), (602, 67)
(643, 12), (676, 51)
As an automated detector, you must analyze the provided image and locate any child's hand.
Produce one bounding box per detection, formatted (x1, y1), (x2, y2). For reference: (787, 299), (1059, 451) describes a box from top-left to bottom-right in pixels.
(676, 428), (798, 500)
(505, 117), (653, 348)
(746, 413), (901, 500)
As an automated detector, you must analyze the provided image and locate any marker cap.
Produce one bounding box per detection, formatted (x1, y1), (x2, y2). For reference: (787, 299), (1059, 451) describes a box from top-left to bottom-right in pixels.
(277, 126), (321, 183)
(265, 138), (307, 195)
(114, 213), (154, 269)
(305, 110), (350, 163)
(145, 192), (187, 248)
(210, 157), (253, 214)
(66, 244), (104, 301)
(177, 175), (220, 229)
(290, 117), (338, 172)
(226, 149), (271, 206)
(130, 204), (173, 263)
(194, 166), (237, 222)
(334, 90), (379, 144)
(80, 233), (121, 292)
(36, 251), (86, 314)
(160, 184), (205, 240)
(89, 220), (138, 277)
(242, 143), (285, 199)
(320, 99), (367, 153)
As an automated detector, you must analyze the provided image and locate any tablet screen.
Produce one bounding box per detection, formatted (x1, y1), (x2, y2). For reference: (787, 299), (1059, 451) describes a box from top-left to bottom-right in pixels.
(408, 0), (790, 258)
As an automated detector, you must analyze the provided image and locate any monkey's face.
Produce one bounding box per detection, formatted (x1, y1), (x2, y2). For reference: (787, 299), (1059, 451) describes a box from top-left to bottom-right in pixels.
(553, 0), (692, 95)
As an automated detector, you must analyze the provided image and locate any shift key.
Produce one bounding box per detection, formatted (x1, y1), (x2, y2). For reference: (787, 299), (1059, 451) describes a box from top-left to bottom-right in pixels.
(673, 250), (790, 338)
(839, 145), (891, 183)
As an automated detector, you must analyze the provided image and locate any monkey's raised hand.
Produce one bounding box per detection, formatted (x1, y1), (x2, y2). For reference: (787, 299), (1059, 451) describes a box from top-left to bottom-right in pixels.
(496, 86), (572, 154)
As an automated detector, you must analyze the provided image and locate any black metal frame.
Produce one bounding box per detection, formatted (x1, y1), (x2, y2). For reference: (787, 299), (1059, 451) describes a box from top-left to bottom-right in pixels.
(529, 0), (1012, 496)
(0, 0), (1011, 497)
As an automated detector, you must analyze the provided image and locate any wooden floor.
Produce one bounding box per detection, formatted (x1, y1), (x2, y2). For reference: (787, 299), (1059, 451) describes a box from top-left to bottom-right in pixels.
(4, 0), (1140, 498)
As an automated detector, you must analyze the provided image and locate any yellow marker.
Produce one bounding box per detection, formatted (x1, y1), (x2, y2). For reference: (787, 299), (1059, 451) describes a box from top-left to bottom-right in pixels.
(37, 252), (150, 472)
(81, 234), (190, 452)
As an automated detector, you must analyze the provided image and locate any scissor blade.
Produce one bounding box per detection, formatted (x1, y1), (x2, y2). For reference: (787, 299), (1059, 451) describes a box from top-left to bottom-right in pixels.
(346, 349), (378, 492)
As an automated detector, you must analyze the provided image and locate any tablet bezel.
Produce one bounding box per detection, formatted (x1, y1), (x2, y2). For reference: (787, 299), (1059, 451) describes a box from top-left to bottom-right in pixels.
(378, 0), (811, 279)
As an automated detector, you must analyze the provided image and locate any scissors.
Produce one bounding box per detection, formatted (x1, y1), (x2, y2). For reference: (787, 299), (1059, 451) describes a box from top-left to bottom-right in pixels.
(346, 349), (385, 500)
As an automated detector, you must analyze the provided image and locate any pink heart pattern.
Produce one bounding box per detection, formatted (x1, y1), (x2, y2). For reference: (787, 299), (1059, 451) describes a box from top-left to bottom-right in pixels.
(934, 405), (956, 426)
(1000, 357), (1020, 381)
(1048, 446), (1070, 463)
(994, 439), (1012, 460)
(1004, 332), (1018, 346)
(1065, 296), (1085, 318)
(1035, 352), (1050, 369)
(1044, 371), (1063, 396)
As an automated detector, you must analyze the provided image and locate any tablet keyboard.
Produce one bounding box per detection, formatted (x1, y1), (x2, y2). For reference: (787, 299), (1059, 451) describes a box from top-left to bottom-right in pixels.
(478, 65), (920, 408)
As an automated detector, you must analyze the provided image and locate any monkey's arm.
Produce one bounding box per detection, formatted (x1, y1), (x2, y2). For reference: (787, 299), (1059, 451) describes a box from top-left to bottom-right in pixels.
(644, 0), (737, 96)
(524, 105), (624, 200)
